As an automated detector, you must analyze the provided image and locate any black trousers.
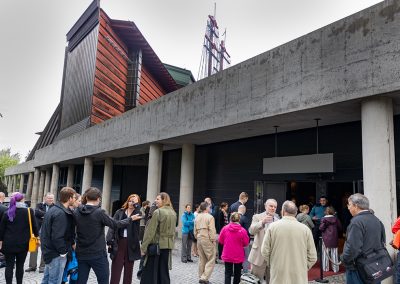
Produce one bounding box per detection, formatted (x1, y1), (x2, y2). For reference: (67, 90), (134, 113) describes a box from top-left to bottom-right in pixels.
(224, 262), (242, 284)
(4, 251), (28, 284)
(140, 249), (170, 284)
(218, 243), (224, 260)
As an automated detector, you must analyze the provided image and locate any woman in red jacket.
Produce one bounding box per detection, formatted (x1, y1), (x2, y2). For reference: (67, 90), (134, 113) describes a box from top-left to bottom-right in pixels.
(218, 212), (250, 284)
(391, 217), (400, 284)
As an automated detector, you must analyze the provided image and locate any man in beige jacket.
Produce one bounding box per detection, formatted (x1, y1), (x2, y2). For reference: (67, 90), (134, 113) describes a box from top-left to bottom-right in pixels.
(194, 201), (217, 284)
(248, 199), (279, 283)
(261, 200), (317, 284)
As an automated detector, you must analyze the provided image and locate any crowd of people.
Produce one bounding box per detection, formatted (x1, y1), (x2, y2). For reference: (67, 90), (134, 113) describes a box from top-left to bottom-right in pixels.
(0, 188), (397, 284)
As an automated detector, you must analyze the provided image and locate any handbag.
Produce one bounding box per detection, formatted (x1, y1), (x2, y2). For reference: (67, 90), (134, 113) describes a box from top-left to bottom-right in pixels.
(356, 247), (394, 284)
(27, 208), (39, 253)
(147, 243), (160, 256)
(239, 272), (260, 284)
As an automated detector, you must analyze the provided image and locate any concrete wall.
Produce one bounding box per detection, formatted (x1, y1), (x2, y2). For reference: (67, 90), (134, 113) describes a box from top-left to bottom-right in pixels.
(7, 0), (400, 173)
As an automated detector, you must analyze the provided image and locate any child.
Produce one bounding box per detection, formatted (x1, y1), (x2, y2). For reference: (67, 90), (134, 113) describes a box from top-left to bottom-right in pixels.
(319, 206), (342, 272)
(296, 205), (314, 230)
(219, 212), (250, 284)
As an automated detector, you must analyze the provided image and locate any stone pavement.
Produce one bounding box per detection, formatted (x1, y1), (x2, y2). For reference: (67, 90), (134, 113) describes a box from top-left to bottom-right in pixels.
(0, 242), (345, 283)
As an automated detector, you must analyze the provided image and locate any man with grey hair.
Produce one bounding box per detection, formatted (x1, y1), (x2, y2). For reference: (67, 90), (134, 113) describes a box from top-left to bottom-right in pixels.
(25, 192), (55, 273)
(261, 200), (317, 283)
(341, 193), (386, 283)
(248, 199), (279, 283)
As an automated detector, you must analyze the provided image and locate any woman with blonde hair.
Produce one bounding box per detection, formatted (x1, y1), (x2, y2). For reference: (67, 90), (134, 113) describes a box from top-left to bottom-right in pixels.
(107, 194), (142, 284)
(140, 192), (177, 284)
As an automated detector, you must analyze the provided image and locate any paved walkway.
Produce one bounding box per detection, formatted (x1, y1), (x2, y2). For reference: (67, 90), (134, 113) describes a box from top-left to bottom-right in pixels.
(0, 242), (345, 283)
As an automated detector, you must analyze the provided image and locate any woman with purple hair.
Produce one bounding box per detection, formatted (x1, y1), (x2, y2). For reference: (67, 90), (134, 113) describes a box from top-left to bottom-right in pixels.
(0, 193), (39, 284)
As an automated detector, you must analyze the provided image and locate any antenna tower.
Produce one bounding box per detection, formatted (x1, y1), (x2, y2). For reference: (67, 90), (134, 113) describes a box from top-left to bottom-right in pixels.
(198, 4), (231, 80)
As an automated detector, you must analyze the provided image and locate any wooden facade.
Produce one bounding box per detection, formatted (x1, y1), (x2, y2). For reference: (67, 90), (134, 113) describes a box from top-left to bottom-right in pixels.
(91, 11), (128, 125)
(91, 11), (168, 124)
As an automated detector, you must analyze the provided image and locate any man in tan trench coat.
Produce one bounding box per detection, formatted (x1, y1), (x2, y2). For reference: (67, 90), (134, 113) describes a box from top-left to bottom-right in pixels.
(248, 199), (279, 283)
(261, 200), (317, 284)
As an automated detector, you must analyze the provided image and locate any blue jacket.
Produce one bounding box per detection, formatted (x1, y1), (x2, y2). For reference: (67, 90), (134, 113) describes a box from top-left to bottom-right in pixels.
(181, 211), (195, 234)
(309, 204), (327, 223)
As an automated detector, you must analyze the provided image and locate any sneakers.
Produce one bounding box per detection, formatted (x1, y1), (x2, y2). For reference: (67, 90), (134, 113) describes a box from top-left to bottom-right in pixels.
(187, 259), (194, 262)
(39, 268), (45, 273)
(25, 267), (36, 272)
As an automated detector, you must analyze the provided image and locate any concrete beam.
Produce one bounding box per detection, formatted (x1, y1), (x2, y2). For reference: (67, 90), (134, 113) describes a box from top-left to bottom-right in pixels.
(8, 1), (400, 171)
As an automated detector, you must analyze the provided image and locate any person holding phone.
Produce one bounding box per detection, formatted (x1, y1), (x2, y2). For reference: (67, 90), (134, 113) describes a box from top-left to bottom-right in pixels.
(248, 199), (279, 283)
(106, 194), (142, 284)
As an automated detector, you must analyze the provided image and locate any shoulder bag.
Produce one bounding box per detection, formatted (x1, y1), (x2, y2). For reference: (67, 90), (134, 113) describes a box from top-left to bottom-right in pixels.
(147, 211), (161, 256)
(356, 247), (394, 284)
(27, 208), (39, 253)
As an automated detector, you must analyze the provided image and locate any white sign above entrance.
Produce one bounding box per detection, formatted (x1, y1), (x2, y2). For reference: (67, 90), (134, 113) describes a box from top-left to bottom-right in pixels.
(263, 153), (334, 174)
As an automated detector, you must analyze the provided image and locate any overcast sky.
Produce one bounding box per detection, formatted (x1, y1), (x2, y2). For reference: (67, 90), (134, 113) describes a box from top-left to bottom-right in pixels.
(0, 0), (382, 161)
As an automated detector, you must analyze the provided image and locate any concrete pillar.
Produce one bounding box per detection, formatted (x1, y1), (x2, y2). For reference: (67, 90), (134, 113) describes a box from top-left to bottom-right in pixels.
(26, 172), (34, 200)
(67, 165), (75, 188)
(38, 170), (46, 204)
(44, 168), (51, 195)
(146, 144), (163, 203)
(361, 97), (397, 251)
(102, 158), (113, 214)
(19, 174), (25, 193)
(31, 168), (41, 208)
(82, 157), (93, 192)
(50, 164), (60, 198)
(178, 144), (195, 233)
(12, 175), (17, 193)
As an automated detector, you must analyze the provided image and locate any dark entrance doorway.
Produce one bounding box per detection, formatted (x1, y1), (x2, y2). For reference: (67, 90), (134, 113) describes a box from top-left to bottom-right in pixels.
(288, 181), (316, 209)
(327, 182), (354, 234)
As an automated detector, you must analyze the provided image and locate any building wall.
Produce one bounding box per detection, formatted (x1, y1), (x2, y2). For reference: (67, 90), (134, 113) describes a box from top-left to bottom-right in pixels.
(139, 66), (166, 105)
(59, 26), (99, 132)
(161, 119), (367, 214)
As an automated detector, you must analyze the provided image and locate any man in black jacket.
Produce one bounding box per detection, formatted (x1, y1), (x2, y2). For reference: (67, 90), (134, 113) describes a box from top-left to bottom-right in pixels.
(341, 193), (386, 283)
(73, 187), (136, 284)
(230, 192), (249, 213)
(40, 187), (76, 284)
(26, 192), (54, 273)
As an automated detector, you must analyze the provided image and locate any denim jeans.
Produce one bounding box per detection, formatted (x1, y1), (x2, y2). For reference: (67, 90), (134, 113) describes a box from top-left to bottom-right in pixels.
(41, 256), (67, 284)
(346, 269), (381, 284)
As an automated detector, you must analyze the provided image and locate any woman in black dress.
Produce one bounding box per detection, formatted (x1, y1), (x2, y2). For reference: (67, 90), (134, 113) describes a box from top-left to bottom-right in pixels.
(107, 194), (142, 284)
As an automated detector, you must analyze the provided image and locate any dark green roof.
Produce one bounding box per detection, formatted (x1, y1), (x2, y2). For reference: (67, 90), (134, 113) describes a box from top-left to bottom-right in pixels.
(163, 63), (195, 87)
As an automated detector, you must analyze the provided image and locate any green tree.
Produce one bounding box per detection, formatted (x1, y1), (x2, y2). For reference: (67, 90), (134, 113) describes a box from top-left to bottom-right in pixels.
(0, 148), (20, 189)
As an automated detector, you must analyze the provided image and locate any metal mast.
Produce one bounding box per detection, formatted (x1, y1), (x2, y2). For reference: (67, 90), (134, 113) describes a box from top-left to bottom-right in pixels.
(198, 5), (230, 80)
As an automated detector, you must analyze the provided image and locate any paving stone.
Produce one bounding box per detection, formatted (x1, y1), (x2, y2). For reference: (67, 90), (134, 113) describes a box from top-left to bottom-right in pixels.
(0, 240), (345, 283)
